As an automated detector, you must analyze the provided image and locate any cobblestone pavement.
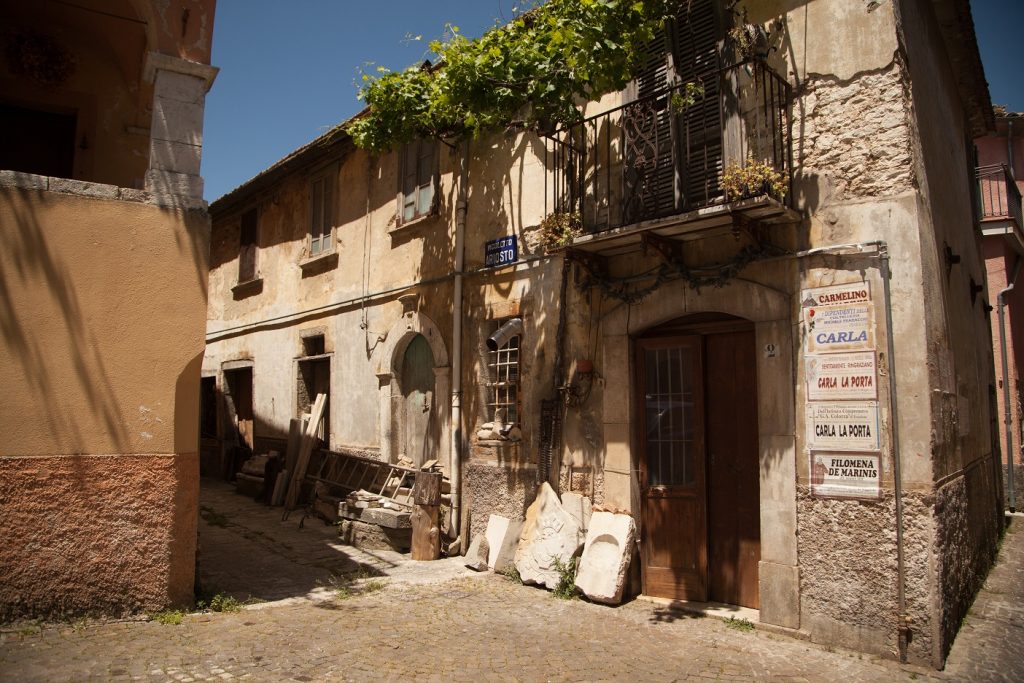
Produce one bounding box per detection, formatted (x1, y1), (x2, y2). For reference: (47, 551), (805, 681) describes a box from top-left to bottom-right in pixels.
(1, 483), (1022, 682)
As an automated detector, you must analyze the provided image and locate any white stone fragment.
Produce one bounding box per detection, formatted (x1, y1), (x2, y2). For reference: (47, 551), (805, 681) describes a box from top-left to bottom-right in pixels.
(574, 511), (636, 605)
(465, 534), (489, 572)
(513, 483), (583, 589)
(484, 514), (524, 573)
(560, 491), (592, 533)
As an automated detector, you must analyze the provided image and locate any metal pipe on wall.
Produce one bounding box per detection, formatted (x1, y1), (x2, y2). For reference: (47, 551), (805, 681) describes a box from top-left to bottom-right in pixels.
(998, 256), (1021, 512)
(450, 140), (469, 552)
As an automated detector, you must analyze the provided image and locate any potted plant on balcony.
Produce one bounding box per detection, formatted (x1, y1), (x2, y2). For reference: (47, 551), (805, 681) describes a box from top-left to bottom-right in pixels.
(721, 156), (787, 202)
(539, 211), (582, 252)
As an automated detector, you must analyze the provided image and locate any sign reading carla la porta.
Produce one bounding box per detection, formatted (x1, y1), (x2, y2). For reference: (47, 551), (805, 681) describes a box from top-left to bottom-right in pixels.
(806, 402), (880, 451)
(806, 351), (878, 400)
(810, 451), (881, 499)
(802, 282), (874, 353)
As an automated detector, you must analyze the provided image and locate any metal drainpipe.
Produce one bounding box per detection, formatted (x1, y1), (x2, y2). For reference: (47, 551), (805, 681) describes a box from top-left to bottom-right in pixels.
(1008, 119), (1015, 178)
(450, 140), (469, 551)
(878, 243), (909, 662)
(998, 256), (1021, 512)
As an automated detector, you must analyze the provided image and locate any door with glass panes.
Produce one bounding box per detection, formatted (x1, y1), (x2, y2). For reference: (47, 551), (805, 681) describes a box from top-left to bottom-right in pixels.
(636, 321), (760, 608)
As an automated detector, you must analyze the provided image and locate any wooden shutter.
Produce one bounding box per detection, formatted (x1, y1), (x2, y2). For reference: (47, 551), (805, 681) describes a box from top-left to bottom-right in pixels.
(673, 0), (723, 206)
(238, 207), (257, 282)
(623, 0), (722, 223)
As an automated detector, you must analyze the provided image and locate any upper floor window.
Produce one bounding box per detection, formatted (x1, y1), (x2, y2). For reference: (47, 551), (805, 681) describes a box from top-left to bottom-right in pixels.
(399, 139), (437, 223)
(309, 167), (335, 256)
(238, 207), (258, 283)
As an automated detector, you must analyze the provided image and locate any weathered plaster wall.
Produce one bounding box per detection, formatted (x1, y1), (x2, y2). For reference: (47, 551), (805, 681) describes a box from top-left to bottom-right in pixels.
(894, 0), (1003, 664)
(0, 182), (208, 618)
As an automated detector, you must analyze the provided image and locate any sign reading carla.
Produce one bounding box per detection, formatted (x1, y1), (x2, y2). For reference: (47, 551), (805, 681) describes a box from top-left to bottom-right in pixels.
(806, 351), (878, 400)
(810, 451), (881, 499)
(802, 283), (874, 353)
(806, 402), (880, 450)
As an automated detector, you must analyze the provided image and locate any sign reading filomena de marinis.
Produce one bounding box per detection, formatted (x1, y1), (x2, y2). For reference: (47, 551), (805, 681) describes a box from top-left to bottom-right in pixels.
(810, 451), (882, 499)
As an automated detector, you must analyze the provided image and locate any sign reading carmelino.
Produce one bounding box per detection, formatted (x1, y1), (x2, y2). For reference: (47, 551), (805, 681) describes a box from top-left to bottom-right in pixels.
(810, 451), (881, 499)
(801, 281), (871, 308)
(802, 283), (874, 353)
(806, 351), (878, 400)
(806, 402), (880, 450)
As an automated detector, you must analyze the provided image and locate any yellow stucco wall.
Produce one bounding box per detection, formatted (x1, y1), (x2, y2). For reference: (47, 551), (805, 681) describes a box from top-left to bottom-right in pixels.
(0, 185), (209, 617)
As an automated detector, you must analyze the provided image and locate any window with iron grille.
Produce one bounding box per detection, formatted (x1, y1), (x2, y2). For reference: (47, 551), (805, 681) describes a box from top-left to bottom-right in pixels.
(487, 330), (520, 425)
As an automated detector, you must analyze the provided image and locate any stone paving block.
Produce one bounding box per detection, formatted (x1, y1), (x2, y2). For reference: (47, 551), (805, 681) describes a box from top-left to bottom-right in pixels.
(574, 510), (635, 605)
(513, 482), (582, 589)
(484, 514), (523, 573)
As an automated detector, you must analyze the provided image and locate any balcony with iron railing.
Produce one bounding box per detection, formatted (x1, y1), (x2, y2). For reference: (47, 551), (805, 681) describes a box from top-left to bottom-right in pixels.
(977, 163), (1023, 231)
(542, 60), (797, 254)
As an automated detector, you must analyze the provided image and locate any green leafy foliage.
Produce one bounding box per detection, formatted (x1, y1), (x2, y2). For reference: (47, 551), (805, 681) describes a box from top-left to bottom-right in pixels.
(539, 211), (582, 251)
(348, 0), (677, 151)
(550, 555), (579, 600)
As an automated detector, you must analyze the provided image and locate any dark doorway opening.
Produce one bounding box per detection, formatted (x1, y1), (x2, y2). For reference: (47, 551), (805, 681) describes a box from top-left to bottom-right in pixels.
(0, 102), (76, 178)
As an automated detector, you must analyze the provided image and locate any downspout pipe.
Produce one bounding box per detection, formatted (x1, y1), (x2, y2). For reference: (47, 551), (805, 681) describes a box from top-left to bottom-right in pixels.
(998, 256), (1021, 512)
(450, 140), (469, 551)
(878, 243), (909, 662)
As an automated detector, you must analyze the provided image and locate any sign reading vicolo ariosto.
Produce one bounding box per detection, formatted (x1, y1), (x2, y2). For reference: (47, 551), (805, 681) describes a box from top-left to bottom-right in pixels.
(802, 282), (874, 353)
(810, 451), (882, 499)
(806, 402), (880, 451)
(806, 351), (878, 401)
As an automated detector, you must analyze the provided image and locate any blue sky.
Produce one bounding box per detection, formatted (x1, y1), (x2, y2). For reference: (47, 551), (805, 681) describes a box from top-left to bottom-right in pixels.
(201, 0), (1024, 202)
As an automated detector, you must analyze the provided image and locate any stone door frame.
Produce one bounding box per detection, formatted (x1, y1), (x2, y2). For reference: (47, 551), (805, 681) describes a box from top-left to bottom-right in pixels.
(599, 277), (799, 629)
(374, 311), (451, 470)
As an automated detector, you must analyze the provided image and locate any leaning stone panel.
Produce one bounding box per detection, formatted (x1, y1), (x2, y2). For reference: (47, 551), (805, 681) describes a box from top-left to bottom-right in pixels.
(513, 483), (582, 589)
(575, 511), (635, 605)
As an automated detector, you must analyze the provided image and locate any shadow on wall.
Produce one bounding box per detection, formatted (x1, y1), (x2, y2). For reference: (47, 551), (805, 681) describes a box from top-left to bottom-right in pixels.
(0, 186), (211, 457)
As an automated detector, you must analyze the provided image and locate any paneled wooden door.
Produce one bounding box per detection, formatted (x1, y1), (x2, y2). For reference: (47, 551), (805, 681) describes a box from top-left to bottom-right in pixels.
(637, 325), (760, 608)
(637, 336), (707, 600)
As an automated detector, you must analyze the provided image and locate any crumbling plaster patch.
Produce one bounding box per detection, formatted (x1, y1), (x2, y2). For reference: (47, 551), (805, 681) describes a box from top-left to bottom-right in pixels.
(796, 487), (934, 664)
(465, 461), (537, 540)
(795, 62), (915, 202)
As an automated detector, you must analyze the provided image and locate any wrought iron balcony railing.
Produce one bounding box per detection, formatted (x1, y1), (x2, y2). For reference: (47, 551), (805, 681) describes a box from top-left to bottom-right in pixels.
(543, 60), (792, 235)
(977, 164), (1023, 229)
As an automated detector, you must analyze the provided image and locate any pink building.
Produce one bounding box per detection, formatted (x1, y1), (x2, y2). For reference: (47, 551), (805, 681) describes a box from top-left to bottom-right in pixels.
(978, 111), (1024, 509)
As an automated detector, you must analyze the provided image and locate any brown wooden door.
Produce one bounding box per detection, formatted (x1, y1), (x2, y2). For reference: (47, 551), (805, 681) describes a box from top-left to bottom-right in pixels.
(637, 321), (760, 608)
(705, 329), (760, 609)
(637, 336), (707, 600)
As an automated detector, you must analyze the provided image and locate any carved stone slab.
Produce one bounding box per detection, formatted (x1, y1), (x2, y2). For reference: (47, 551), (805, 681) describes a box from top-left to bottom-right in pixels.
(514, 483), (583, 589)
(574, 511), (636, 605)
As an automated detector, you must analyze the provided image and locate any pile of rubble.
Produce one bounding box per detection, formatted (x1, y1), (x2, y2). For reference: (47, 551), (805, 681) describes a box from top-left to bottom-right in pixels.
(464, 482), (636, 605)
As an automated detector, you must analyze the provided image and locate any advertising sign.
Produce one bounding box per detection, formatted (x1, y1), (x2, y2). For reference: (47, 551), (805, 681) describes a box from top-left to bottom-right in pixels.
(806, 402), (880, 451)
(484, 236), (517, 268)
(810, 451), (882, 499)
(806, 351), (878, 401)
(802, 282), (874, 353)
(801, 282), (871, 308)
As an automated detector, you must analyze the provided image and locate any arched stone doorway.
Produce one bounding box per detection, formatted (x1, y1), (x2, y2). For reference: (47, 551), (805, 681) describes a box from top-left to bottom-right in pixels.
(374, 311), (450, 471)
(597, 276), (799, 627)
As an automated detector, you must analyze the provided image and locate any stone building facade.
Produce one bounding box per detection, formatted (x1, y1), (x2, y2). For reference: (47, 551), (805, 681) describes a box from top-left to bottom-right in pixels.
(203, 0), (999, 667)
(0, 0), (218, 618)
(976, 111), (1024, 508)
